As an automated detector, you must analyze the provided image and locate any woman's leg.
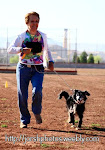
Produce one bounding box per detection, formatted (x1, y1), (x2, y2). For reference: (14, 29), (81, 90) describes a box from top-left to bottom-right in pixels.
(16, 63), (31, 125)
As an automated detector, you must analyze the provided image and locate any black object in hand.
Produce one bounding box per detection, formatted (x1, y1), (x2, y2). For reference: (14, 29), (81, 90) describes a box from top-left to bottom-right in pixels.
(25, 42), (42, 53)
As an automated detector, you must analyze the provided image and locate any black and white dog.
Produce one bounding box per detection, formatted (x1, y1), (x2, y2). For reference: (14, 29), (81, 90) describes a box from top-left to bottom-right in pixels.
(59, 90), (90, 130)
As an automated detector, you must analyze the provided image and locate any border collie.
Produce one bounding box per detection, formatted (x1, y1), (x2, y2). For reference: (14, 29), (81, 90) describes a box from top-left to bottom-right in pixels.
(59, 90), (90, 130)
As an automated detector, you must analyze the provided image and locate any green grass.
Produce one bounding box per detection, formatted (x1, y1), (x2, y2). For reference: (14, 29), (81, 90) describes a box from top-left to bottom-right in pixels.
(41, 143), (73, 149)
(84, 126), (89, 129)
(0, 119), (18, 125)
(1, 124), (8, 128)
(91, 123), (101, 127)
(41, 143), (51, 148)
(1, 98), (7, 101)
(75, 120), (78, 123)
(0, 120), (9, 123)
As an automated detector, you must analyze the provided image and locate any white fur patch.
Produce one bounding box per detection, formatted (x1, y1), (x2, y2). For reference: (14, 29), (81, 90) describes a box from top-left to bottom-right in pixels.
(69, 104), (77, 114)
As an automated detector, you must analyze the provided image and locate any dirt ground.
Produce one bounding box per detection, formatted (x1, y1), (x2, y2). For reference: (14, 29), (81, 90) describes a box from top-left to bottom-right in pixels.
(0, 68), (105, 150)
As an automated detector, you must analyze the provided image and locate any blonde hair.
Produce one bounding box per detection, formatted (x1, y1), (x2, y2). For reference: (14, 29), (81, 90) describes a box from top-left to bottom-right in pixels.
(25, 11), (40, 24)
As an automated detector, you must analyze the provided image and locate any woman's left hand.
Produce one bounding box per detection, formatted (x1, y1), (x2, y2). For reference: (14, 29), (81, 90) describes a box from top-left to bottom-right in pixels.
(48, 62), (54, 71)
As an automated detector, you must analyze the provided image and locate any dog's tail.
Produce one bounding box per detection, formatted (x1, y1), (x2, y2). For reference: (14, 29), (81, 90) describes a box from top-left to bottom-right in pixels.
(84, 91), (90, 96)
(58, 91), (69, 100)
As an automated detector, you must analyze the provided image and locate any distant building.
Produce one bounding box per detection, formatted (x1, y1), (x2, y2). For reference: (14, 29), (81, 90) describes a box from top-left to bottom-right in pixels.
(63, 29), (68, 49)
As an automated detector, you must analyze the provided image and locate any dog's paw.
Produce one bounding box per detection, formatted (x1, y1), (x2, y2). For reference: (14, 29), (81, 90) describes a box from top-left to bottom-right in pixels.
(75, 127), (81, 130)
(71, 125), (75, 128)
(67, 119), (71, 123)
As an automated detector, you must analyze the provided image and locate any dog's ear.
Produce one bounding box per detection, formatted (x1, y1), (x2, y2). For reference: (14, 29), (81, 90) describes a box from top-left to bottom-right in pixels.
(84, 91), (90, 96)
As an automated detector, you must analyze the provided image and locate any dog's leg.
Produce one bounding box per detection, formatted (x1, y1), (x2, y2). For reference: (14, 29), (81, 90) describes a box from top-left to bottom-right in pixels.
(67, 111), (71, 123)
(70, 113), (75, 128)
(78, 114), (83, 128)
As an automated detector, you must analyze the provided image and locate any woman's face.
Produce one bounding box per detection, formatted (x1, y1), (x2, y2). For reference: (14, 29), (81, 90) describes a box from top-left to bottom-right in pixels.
(27, 15), (39, 32)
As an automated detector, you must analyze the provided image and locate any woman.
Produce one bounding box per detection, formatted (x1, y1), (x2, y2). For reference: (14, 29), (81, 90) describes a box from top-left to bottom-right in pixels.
(8, 11), (54, 128)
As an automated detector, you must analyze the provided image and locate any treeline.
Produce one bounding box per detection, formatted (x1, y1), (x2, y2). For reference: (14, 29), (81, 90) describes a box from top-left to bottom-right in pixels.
(0, 51), (102, 64)
(73, 51), (102, 63)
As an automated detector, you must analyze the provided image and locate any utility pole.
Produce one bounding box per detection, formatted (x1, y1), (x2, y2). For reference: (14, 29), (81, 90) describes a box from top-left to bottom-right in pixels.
(63, 29), (68, 49)
(6, 28), (8, 68)
(63, 29), (68, 61)
(75, 29), (77, 71)
(68, 29), (70, 63)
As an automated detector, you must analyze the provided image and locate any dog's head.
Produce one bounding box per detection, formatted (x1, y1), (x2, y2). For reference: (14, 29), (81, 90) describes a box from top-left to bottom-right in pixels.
(73, 90), (90, 104)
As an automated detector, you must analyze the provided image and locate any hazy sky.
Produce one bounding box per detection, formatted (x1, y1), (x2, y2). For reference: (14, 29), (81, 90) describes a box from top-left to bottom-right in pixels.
(0, 0), (105, 44)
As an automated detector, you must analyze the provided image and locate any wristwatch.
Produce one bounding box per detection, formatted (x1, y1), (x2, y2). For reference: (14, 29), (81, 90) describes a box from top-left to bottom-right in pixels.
(20, 48), (23, 53)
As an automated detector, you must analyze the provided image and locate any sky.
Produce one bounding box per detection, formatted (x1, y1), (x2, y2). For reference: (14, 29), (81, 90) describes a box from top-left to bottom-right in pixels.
(0, 0), (105, 45)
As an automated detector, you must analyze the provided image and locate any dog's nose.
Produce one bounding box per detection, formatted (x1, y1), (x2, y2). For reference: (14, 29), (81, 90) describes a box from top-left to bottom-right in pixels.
(77, 100), (80, 104)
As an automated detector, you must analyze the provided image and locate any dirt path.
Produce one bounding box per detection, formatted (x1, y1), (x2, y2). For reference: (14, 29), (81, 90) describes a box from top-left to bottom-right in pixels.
(0, 69), (105, 149)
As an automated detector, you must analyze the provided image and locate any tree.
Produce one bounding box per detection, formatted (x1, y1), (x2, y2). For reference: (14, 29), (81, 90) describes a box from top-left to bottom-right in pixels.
(87, 54), (94, 63)
(80, 51), (88, 63)
(72, 51), (77, 63)
(77, 56), (81, 63)
(10, 55), (19, 63)
(94, 55), (102, 63)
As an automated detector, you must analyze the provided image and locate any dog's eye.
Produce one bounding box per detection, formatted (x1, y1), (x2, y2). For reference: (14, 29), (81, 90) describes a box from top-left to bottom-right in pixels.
(76, 93), (80, 96)
(80, 92), (83, 96)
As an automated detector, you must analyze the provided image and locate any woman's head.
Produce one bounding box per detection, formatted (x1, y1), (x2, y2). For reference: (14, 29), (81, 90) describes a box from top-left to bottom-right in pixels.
(25, 11), (40, 24)
(25, 12), (40, 34)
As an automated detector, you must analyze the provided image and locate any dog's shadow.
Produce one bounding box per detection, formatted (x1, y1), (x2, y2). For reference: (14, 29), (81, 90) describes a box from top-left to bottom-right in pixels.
(80, 126), (105, 132)
(29, 126), (105, 138)
(92, 127), (105, 132)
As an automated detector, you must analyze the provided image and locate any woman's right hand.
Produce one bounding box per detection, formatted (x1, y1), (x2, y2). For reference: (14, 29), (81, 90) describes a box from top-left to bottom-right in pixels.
(22, 48), (32, 54)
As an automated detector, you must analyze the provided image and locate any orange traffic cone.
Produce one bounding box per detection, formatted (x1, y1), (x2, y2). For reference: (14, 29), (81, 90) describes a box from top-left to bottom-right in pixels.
(5, 81), (8, 88)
